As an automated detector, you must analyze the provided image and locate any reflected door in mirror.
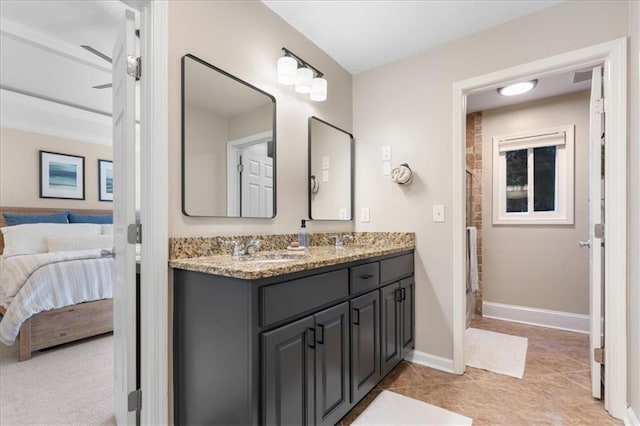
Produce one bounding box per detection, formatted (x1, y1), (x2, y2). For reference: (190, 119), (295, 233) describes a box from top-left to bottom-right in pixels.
(182, 54), (276, 218)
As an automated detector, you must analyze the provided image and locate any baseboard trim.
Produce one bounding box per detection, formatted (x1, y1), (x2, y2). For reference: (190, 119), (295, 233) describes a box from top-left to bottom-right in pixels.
(625, 407), (640, 426)
(406, 350), (455, 374)
(482, 301), (599, 334)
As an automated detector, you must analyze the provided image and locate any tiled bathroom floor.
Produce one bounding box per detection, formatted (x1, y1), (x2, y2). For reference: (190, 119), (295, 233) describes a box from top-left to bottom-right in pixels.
(339, 316), (622, 425)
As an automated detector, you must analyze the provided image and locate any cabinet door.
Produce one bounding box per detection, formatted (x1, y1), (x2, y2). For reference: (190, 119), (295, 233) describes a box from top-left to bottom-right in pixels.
(400, 277), (415, 357)
(380, 283), (401, 377)
(314, 302), (350, 426)
(263, 316), (315, 426)
(350, 291), (380, 403)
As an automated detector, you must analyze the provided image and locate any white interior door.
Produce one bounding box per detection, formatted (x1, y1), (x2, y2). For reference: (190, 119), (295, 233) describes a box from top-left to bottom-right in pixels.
(588, 65), (604, 399)
(240, 143), (273, 217)
(112, 9), (138, 425)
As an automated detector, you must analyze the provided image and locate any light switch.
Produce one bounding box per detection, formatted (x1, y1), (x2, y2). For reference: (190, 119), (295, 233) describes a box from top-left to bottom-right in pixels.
(382, 145), (392, 161)
(322, 156), (330, 170)
(382, 161), (391, 176)
(360, 207), (370, 223)
(433, 205), (445, 223)
(322, 169), (330, 182)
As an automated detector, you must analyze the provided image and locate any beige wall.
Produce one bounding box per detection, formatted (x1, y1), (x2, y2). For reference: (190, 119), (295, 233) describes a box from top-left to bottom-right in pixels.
(0, 127), (113, 210)
(228, 103), (273, 141)
(628, 0), (640, 419)
(168, 0), (354, 237)
(481, 92), (590, 314)
(353, 1), (629, 359)
(183, 103), (227, 216)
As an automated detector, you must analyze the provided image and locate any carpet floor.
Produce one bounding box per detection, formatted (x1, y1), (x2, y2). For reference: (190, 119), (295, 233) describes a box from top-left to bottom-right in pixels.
(0, 334), (115, 426)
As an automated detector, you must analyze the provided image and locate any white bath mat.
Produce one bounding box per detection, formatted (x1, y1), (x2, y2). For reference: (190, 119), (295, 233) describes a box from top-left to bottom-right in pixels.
(352, 390), (473, 425)
(465, 327), (528, 379)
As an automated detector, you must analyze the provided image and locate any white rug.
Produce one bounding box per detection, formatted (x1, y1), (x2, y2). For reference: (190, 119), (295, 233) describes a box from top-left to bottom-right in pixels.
(0, 334), (115, 425)
(465, 327), (528, 379)
(352, 390), (473, 425)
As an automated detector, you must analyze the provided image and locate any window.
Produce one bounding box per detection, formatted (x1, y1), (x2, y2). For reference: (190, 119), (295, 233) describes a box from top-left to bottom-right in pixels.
(493, 125), (574, 225)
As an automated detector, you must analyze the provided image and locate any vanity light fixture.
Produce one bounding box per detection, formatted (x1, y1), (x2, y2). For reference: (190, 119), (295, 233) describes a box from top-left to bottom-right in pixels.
(277, 47), (327, 102)
(497, 79), (538, 96)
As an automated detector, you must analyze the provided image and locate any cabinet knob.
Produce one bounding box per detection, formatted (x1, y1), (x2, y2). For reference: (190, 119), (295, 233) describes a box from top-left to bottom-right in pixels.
(317, 324), (325, 344)
(360, 274), (374, 279)
(306, 328), (316, 348)
(353, 308), (360, 325)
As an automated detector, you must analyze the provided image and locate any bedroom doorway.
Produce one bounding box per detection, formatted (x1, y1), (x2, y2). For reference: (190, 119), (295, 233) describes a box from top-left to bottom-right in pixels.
(452, 38), (627, 418)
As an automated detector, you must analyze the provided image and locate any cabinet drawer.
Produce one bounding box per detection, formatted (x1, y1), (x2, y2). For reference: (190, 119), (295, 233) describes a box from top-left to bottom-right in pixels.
(380, 253), (413, 283)
(350, 262), (380, 294)
(261, 269), (348, 327)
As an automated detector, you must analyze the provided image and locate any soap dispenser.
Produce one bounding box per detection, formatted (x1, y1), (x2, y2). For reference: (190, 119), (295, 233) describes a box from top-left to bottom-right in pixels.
(298, 219), (309, 250)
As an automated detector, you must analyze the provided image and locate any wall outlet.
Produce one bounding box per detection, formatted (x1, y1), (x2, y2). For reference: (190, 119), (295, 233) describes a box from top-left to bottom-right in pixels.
(382, 145), (392, 161)
(322, 169), (329, 182)
(433, 205), (445, 222)
(382, 161), (391, 176)
(339, 207), (347, 220)
(360, 207), (370, 223)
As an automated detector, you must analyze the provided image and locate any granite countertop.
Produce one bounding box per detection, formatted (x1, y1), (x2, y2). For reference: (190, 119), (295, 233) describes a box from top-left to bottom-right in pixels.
(169, 241), (414, 280)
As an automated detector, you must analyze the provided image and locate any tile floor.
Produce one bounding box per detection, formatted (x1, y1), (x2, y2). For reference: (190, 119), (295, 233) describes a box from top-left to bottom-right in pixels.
(339, 316), (622, 425)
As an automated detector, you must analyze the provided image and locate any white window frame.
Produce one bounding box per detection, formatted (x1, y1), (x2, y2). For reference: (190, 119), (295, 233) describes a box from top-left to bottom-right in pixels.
(492, 125), (574, 225)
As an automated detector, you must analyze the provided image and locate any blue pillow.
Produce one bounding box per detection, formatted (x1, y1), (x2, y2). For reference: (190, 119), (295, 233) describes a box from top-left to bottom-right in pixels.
(3, 211), (69, 226)
(68, 213), (113, 224)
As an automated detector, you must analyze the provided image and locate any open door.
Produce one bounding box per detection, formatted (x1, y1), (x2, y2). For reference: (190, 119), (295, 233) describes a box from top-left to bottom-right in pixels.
(587, 65), (604, 399)
(112, 9), (138, 425)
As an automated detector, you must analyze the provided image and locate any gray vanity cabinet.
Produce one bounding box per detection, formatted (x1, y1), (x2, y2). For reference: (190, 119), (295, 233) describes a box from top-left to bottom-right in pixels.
(350, 290), (381, 402)
(262, 302), (350, 426)
(173, 250), (413, 426)
(262, 316), (315, 426)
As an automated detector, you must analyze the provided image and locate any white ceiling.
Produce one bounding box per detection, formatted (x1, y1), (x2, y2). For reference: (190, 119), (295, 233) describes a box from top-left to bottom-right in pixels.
(262, 0), (564, 75)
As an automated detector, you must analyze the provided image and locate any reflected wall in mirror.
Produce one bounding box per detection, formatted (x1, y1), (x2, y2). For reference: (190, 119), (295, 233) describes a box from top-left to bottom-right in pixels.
(182, 54), (276, 218)
(308, 116), (354, 220)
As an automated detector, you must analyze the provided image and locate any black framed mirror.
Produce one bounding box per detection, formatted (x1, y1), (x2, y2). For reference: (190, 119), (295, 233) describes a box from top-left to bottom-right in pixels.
(308, 116), (354, 221)
(181, 54), (276, 218)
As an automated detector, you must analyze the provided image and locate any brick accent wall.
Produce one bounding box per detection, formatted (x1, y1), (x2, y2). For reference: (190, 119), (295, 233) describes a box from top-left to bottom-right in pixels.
(466, 112), (483, 315)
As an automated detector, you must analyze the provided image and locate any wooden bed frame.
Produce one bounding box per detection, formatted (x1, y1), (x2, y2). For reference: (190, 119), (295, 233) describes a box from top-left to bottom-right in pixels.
(1, 206), (114, 361)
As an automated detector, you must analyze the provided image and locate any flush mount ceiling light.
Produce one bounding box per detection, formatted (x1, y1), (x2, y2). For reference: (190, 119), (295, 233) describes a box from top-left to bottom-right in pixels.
(497, 79), (538, 96)
(277, 47), (327, 102)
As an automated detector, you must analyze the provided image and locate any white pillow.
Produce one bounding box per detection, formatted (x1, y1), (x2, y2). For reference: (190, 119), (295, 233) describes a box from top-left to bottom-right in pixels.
(46, 234), (113, 253)
(1, 223), (102, 257)
(101, 224), (113, 235)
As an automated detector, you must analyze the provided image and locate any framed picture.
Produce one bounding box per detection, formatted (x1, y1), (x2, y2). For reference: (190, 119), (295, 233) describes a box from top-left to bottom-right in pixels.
(98, 159), (114, 202)
(40, 151), (85, 200)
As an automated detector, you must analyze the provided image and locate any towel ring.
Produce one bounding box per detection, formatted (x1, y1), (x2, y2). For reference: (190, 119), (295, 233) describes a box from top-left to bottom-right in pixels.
(391, 163), (413, 185)
(310, 175), (319, 193)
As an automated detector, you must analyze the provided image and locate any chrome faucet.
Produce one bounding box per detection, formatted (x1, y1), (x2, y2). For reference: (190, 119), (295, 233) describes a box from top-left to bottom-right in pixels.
(225, 239), (262, 256)
(330, 235), (354, 248)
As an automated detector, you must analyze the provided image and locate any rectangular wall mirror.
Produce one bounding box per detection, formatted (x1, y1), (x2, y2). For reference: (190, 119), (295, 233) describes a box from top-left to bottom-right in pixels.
(308, 116), (354, 220)
(182, 54), (276, 218)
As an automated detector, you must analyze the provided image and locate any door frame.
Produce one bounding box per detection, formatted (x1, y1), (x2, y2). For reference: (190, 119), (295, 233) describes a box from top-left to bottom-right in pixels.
(451, 38), (627, 418)
(120, 0), (169, 424)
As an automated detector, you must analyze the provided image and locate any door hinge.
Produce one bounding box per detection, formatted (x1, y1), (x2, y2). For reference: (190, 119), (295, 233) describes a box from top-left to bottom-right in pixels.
(127, 55), (141, 81)
(594, 347), (604, 364)
(594, 98), (605, 114)
(594, 223), (604, 239)
(128, 389), (142, 412)
(127, 223), (142, 244)
(237, 163), (244, 173)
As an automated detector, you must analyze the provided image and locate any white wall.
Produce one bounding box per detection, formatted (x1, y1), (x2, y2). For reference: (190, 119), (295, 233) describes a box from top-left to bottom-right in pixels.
(0, 127), (113, 210)
(353, 1), (629, 360)
(481, 92), (590, 315)
(168, 0), (354, 237)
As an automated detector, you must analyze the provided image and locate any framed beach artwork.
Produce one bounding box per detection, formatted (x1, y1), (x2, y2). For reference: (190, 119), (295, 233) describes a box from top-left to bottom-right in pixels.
(40, 151), (85, 200)
(98, 159), (114, 202)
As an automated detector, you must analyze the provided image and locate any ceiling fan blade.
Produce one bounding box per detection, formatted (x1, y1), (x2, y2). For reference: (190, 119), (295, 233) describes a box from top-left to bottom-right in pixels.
(93, 83), (112, 89)
(81, 45), (112, 63)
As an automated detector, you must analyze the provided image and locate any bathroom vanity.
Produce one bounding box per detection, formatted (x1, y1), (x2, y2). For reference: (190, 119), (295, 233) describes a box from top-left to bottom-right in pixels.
(170, 240), (414, 426)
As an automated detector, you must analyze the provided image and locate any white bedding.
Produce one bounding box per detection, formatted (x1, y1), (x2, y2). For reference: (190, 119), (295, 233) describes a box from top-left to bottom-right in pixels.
(0, 249), (113, 345)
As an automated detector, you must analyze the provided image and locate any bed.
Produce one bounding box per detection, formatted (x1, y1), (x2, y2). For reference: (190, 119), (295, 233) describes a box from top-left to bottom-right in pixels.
(0, 207), (114, 361)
